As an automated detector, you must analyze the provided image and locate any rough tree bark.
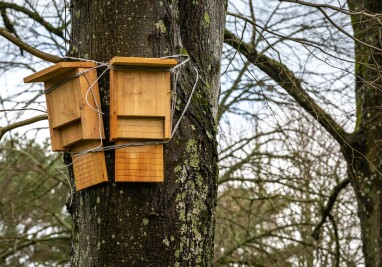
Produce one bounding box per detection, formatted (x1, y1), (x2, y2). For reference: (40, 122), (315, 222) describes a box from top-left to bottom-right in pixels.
(67, 0), (225, 266)
(346, 0), (382, 266)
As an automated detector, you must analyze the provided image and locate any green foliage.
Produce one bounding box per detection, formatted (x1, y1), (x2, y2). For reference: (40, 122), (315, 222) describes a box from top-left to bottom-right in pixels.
(0, 136), (70, 266)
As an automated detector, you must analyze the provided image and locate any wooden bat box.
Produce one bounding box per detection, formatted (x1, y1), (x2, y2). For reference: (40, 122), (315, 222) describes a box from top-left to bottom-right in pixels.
(24, 62), (105, 151)
(109, 57), (177, 141)
(24, 62), (108, 190)
(109, 57), (177, 182)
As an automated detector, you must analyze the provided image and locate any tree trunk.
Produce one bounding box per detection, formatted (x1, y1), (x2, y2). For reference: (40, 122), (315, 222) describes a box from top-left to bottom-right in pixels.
(67, 0), (225, 266)
(346, 0), (382, 266)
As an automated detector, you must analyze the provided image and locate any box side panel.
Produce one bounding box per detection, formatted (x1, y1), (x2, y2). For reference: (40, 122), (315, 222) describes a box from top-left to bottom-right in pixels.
(78, 68), (105, 140)
(110, 69), (119, 141)
(164, 73), (171, 139)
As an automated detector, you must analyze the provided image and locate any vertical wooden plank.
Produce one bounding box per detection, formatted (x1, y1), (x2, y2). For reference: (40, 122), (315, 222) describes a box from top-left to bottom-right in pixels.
(71, 140), (108, 190)
(109, 68), (119, 141)
(164, 71), (171, 139)
(79, 68), (105, 140)
(115, 140), (164, 182)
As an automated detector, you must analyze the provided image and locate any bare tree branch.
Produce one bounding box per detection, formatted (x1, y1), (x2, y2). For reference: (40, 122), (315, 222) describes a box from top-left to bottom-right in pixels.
(0, 114), (48, 140)
(1, 6), (24, 55)
(0, 2), (66, 39)
(328, 213), (340, 267)
(0, 236), (70, 261)
(279, 0), (382, 52)
(0, 28), (62, 62)
(218, 61), (250, 121)
(311, 178), (350, 240)
(279, 0), (382, 26)
(224, 29), (350, 146)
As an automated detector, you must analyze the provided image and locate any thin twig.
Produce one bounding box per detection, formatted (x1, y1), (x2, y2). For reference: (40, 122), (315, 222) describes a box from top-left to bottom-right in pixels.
(279, 0), (382, 26)
(279, 0), (382, 49)
(328, 213), (340, 267)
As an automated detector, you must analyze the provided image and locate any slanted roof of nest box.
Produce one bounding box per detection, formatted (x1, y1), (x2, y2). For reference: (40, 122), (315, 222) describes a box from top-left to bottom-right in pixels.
(24, 62), (97, 83)
(109, 57), (177, 68)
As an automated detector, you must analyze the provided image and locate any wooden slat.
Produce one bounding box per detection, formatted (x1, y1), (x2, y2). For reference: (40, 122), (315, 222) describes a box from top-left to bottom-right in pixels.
(24, 62), (96, 83)
(164, 75), (171, 139)
(71, 141), (108, 191)
(110, 66), (118, 141)
(110, 57), (177, 68)
(59, 120), (83, 148)
(115, 141), (164, 182)
(116, 117), (164, 139)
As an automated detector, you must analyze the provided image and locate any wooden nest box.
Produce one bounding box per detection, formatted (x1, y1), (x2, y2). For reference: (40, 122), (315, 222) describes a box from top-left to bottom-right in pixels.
(24, 62), (105, 150)
(109, 57), (177, 182)
(24, 62), (108, 191)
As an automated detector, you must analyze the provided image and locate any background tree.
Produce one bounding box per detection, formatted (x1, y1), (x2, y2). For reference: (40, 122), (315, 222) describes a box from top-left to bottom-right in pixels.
(0, 136), (70, 266)
(1, 0), (226, 266)
(223, 0), (382, 266)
